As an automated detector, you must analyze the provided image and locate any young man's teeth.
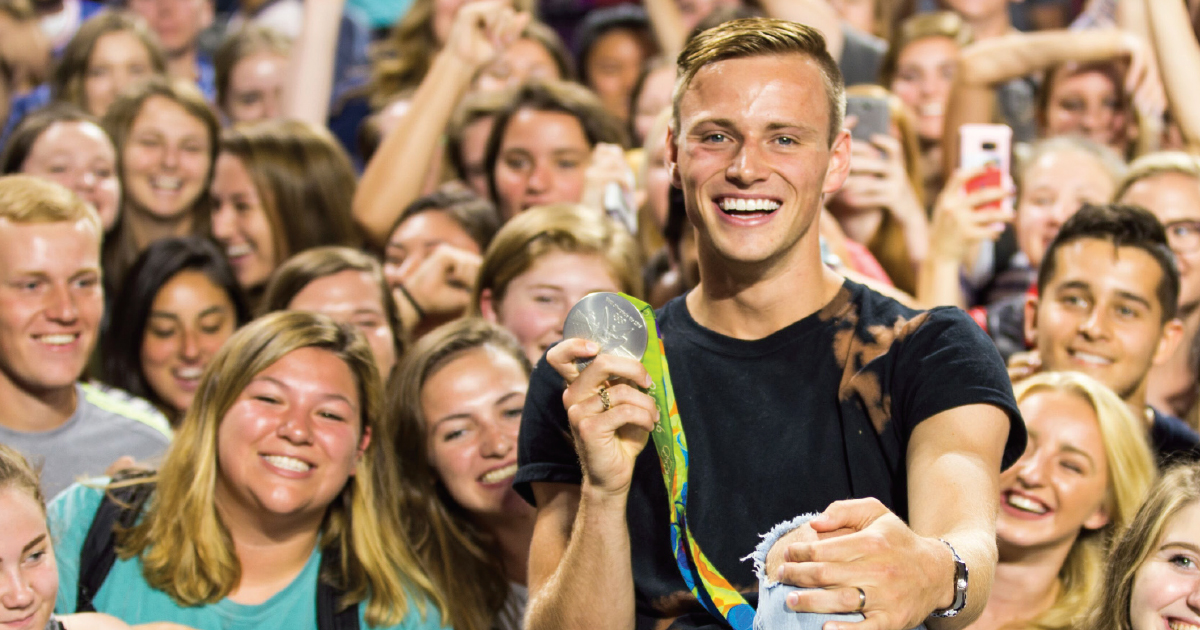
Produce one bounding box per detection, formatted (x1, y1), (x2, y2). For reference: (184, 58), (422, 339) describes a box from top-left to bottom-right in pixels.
(480, 463), (518, 484)
(264, 455), (312, 472)
(720, 198), (780, 212)
(1007, 494), (1048, 514)
(1072, 351), (1113, 366)
(36, 334), (76, 345)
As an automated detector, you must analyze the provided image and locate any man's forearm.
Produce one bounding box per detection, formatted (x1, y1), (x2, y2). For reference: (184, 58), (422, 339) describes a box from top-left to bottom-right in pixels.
(526, 485), (638, 630)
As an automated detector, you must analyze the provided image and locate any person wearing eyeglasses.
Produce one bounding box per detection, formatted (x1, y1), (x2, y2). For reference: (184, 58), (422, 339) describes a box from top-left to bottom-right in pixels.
(1116, 152), (1200, 427)
(1013, 203), (1199, 466)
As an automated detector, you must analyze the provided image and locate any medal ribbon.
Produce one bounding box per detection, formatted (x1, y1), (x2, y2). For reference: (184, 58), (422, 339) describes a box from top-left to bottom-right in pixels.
(620, 293), (755, 630)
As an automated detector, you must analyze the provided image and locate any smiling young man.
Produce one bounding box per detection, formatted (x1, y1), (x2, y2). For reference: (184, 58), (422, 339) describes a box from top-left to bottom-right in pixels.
(516, 18), (1024, 630)
(0, 175), (169, 498)
(1024, 202), (1199, 465)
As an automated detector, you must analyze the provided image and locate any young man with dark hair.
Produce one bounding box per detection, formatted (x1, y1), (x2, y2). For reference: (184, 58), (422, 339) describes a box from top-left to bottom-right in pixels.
(1023, 202), (1198, 463)
(516, 18), (1024, 630)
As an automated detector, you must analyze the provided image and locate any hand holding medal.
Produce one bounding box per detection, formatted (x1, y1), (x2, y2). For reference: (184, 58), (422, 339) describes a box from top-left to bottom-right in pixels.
(548, 293), (657, 498)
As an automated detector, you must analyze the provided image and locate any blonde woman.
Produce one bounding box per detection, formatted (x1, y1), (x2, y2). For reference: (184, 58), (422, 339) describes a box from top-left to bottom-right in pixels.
(971, 371), (1157, 630)
(471, 203), (643, 364)
(0, 444), (193, 630)
(1089, 461), (1200, 630)
(48, 311), (447, 630)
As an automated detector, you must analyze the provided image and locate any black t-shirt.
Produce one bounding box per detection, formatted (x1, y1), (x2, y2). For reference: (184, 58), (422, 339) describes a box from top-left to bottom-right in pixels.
(514, 281), (1025, 630)
(1150, 406), (1200, 467)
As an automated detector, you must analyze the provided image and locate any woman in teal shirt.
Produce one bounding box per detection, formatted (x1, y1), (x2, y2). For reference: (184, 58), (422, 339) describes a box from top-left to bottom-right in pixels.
(49, 311), (448, 630)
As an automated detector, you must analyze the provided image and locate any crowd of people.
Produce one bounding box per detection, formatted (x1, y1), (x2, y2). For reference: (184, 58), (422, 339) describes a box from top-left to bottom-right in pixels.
(1, 0), (1200, 629)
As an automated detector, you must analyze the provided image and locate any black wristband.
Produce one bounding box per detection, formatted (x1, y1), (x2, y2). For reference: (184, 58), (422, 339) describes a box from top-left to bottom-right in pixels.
(395, 283), (426, 321)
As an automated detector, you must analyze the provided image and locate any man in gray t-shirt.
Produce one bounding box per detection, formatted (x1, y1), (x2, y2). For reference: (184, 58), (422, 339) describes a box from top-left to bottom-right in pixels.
(0, 176), (170, 498)
(0, 383), (170, 498)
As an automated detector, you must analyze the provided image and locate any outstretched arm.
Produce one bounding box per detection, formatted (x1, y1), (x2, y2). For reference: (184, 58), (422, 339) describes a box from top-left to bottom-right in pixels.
(769, 403), (1010, 630)
(759, 0), (845, 60)
(643, 0), (688, 62)
(1143, 0), (1200, 149)
(941, 27), (1153, 179)
(352, 1), (528, 246)
(281, 0), (344, 126)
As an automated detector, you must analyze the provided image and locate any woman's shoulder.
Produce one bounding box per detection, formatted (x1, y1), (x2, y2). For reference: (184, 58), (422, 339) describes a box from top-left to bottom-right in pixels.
(49, 481), (113, 615)
(48, 481), (109, 536)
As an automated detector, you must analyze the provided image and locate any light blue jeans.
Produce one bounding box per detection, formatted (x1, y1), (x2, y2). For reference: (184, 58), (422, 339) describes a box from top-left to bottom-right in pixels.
(749, 514), (926, 630)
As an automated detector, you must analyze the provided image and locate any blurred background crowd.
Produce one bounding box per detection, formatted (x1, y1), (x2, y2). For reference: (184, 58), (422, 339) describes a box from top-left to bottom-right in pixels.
(4, 0), (1200, 629)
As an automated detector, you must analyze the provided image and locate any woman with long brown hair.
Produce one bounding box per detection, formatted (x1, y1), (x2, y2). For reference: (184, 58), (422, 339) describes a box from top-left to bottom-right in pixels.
(389, 317), (533, 630)
(210, 119), (362, 303)
(102, 77), (219, 288)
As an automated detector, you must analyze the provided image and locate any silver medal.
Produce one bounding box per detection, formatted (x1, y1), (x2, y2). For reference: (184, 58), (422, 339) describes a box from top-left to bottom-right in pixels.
(562, 292), (648, 370)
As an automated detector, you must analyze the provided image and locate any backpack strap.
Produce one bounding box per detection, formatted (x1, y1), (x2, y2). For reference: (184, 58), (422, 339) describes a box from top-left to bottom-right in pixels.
(317, 546), (360, 630)
(76, 471), (359, 630)
(76, 471), (157, 613)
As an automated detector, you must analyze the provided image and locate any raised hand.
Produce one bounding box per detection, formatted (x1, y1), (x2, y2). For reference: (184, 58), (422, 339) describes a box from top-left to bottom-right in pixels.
(1119, 31), (1167, 121)
(443, 0), (531, 71)
(928, 166), (1013, 265)
(395, 242), (482, 324)
(581, 143), (637, 216)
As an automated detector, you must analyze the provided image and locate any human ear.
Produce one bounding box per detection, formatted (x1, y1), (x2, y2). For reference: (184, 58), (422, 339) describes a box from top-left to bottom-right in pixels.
(1152, 318), (1186, 367)
(1082, 501), (1111, 531)
(821, 129), (852, 195)
(479, 288), (499, 323)
(350, 426), (371, 476)
(1024, 294), (1040, 347)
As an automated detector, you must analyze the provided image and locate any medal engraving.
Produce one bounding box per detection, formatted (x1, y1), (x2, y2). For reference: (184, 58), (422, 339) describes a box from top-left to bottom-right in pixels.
(562, 292), (648, 370)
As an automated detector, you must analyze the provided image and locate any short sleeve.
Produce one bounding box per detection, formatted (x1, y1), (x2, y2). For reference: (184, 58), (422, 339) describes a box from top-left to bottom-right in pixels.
(513, 354), (583, 506)
(48, 482), (107, 614)
(890, 307), (1026, 469)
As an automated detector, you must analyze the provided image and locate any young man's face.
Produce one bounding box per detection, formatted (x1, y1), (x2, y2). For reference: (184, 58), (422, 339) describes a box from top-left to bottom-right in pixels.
(1026, 237), (1182, 402)
(1118, 171), (1200, 312)
(0, 219), (103, 398)
(667, 53), (851, 273)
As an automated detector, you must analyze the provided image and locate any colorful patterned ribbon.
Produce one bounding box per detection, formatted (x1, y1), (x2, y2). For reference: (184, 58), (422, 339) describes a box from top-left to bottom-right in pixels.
(621, 293), (756, 630)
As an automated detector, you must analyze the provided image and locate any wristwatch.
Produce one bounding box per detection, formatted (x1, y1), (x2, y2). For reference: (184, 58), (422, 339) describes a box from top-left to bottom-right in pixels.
(929, 539), (968, 618)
